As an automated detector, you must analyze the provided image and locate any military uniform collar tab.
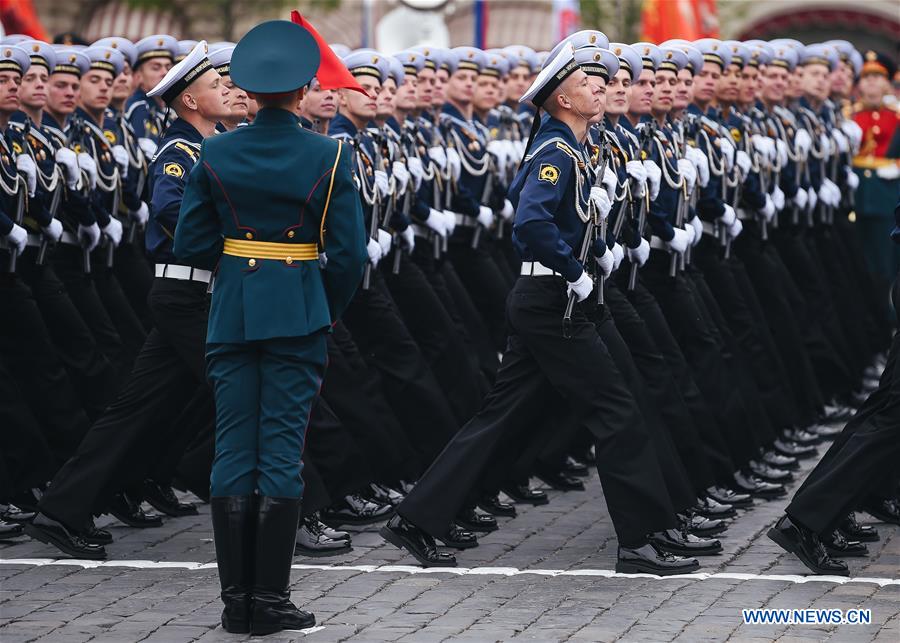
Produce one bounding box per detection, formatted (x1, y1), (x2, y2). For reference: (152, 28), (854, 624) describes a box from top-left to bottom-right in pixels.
(254, 107), (300, 126)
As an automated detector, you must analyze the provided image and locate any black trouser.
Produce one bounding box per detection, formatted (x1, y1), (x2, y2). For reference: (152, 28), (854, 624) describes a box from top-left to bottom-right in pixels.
(621, 268), (737, 486)
(113, 240), (154, 331)
(305, 398), (373, 500)
(38, 278), (210, 530)
(381, 252), (483, 422)
(341, 271), (459, 464)
(91, 263), (147, 379)
(398, 276), (676, 546)
(17, 247), (117, 421)
(0, 273), (90, 466)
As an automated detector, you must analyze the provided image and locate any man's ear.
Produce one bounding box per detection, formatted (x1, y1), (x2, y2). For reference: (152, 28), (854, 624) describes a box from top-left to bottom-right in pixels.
(180, 90), (197, 112)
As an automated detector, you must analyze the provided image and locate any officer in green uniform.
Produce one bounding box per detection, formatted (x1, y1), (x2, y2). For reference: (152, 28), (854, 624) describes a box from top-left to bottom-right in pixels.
(174, 20), (367, 637)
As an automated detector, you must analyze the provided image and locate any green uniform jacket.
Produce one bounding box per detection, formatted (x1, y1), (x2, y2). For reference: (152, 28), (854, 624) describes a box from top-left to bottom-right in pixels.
(174, 108), (367, 343)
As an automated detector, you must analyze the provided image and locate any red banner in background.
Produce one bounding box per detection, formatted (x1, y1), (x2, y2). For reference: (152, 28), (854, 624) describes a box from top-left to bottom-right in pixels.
(0, 0), (47, 41)
(641, 0), (718, 43)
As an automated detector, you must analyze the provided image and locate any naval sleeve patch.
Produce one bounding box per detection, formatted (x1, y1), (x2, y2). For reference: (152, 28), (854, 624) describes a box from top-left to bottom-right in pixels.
(163, 162), (184, 178)
(538, 163), (560, 185)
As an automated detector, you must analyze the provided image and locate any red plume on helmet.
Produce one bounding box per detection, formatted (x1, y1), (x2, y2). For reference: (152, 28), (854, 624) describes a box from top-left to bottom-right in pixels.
(290, 11), (367, 95)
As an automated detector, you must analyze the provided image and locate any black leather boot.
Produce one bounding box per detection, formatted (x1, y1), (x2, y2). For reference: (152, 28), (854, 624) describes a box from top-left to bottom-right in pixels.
(251, 497), (315, 636)
(211, 495), (255, 634)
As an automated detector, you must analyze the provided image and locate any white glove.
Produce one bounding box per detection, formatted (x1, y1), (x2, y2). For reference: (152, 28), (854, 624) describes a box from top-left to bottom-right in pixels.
(442, 209), (457, 235)
(373, 169), (390, 199)
(589, 186), (612, 221)
(845, 167), (859, 190)
(761, 194), (775, 221)
(514, 140), (526, 159)
(55, 148), (79, 189)
(477, 205), (494, 228)
(807, 187), (817, 211)
(817, 180), (832, 206)
(101, 218), (123, 247)
(407, 156), (424, 190)
(625, 160), (647, 195)
(627, 237), (651, 267)
(401, 226), (415, 252)
(875, 164), (900, 180)
(112, 145), (129, 178)
(15, 154), (36, 197)
(366, 238), (382, 266)
(718, 137), (735, 169)
(138, 137), (157, 161)
(720, 204), (736, 226)
(77, 222), (101, 252)
(831, 130), (848, 154)
(642, 160), (661, 200)
(818, 132), (832, 157)
(735, 150), (751, 177)
(689, 216), (703, 245)
(775, 139), (788, 167)
(727, 218), (743, 239)
(772, 185), (785, 211)
(391, 161), (410, 193)
(425, 208), (448, 237)
(666, 227), (690, 254)
(594, 245), (615, 278)
(840, 120), (863, 151)
(446, 147), (461, 181)
(487, 140), (507, 171)
(567, 270), (594, 302)
(4, 222), (27, 255)
(503, 139), (520, 164)
(602, 165), (617, 200)
(611, 242), (625, 272)
(377, 228), (392, 255)
(750, 135), (775, 163)
(822, 178), (840, 207)
(41, 218), (63, 243)
(77, 153), (98, 190)
(130, 202), (149, 226)
(682, 222), (696, 247)
(427, 146), (446, 170)
(794, 129), (812, 157)
(677, 158), (696, 193)
(500, 198), (514, 221)
(793, 187), (808, 210)
(686, 145), (710, 187)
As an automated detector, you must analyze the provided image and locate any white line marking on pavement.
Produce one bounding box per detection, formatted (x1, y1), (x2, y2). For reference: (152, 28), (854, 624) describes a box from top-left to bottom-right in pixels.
(2, 559), (898, 587)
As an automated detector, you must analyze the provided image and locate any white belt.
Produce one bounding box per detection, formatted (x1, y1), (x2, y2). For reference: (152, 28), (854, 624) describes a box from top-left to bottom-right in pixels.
(60, 230), (80, 246)
(155, 263), (211, 283)
(454, 213), (477, 228)
(649, 236), (669, 251)
(26, 233), (42, 248)
(520, 261), (562, 277)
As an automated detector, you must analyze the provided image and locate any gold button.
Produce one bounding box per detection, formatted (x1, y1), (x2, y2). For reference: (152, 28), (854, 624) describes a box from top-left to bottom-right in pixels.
(245, 232), (253, 240)
(248, 258), (256, 267)
(285, 257), (293, 265)
(287, 230), (295, 238)
(864, 169), (872, 178)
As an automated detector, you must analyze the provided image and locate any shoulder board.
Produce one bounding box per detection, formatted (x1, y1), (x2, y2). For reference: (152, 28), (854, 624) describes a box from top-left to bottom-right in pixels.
(174, 141), (199, 160)
(152, 137), (200, 165)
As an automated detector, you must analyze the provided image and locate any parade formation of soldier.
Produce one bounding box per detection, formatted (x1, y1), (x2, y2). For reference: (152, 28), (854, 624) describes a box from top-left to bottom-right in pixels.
(0, 17), (898, 637)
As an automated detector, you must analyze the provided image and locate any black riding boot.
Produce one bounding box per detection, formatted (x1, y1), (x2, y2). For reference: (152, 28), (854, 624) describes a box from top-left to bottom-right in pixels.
(210, 495), (255, 634)
(251, 496), (315, 635)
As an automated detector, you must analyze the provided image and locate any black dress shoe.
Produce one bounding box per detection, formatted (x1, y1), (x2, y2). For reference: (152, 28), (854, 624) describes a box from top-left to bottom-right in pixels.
(501, 483), (549, 505)
(821, 530), (868, 558)
(748, 461), (793, 483)
(455, 507), (498, 533)
(809, 424), (843, 439)
(106, 493), (163, 528)
(706, 486), (753, 508)
(767, 515), (849, 576)
(24, 513), (106, 560)
(772, 439), (818, 459)
(0, 503), (35, 524)
(838, 513), (879, 543)
(143, 480), (198, 517)
(438, 525), (479, 549)
(82, 521), (113, 545)
(295, 516), (352, 558)
(477, 494), (516, 518)
(321, 493), (394, 526)
(861, 499), (900, 526)
(563, 456), (589, 477)
(616, 542), (700, 575)
(733, 472), (785, 499)
(693, 496), (736, 519)
(0, 519), (23, 539)
(535, 468), (585, 492)
(820, 403), (854, 423)
(782, 428), (821, 445)
(678, 513), (727, 538)
(761, 450), (799, 470)
(380, 515), (457, 567)
(651, 528), (722, 556)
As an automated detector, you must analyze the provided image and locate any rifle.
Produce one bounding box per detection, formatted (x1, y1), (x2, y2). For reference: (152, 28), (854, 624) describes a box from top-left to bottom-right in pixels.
(361, 134), (383, 291)
(471, 154), (494, 249)
(6, 174), (26, 273)
(591, 128), (609, 305)
(627, 121), (656, 291)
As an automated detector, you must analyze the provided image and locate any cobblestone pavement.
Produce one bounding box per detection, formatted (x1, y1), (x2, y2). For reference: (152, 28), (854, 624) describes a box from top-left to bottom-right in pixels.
(1, 439), (898, 642)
